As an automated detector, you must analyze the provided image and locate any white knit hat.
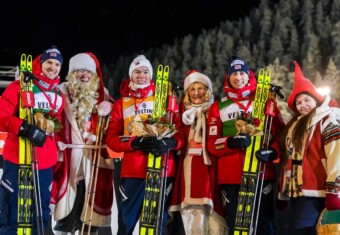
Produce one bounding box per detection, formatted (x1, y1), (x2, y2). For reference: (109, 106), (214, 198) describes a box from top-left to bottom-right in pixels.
(128, 55), (153, 78)
(183, 70), (212, 93)
(68, 53), (96, 74)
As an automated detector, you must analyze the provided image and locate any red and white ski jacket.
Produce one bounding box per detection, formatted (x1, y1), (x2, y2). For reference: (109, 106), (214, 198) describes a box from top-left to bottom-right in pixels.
(0, 55), (64, 169)
(105, 79), (184, 178)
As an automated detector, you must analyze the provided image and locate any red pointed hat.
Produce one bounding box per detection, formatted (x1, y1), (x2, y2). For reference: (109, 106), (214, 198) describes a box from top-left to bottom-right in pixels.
(287, 61), (324, 112)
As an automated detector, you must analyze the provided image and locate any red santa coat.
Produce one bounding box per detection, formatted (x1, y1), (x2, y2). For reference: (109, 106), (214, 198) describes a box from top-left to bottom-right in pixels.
(169, 108), (226, 226)
(50, 82), (114, 227)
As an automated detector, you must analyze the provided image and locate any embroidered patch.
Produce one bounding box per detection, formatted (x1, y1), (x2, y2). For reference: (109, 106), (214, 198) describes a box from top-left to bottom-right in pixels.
(215, 137), (227, 144)
(262, 182), (273, 195)
(215, 144), (224, 150)
(209, 126), (217, 135)
(120, 136), (131, 142)
(188, 148), (202, 156)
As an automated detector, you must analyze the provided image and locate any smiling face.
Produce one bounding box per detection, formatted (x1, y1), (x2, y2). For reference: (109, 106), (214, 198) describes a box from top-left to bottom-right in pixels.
(130, 66), (152, 85)
(41, 59), (61, 80)
(229, 71), (249, 89)
(188, 82), (208, 105)
(295, 93), (317, 116)
(75, 69), (94, 83)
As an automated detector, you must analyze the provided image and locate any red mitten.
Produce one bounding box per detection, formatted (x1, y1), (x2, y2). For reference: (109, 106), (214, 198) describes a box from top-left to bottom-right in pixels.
(325, 193), (340, 210)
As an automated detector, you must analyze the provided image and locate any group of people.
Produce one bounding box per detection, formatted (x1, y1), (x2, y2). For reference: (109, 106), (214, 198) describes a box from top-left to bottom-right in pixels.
(0, 45), (339, 235)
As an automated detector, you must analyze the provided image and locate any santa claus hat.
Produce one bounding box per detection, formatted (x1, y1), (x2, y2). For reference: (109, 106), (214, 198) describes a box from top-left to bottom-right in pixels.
(287, 61), (324, 112)
(68, 53), (97, 74)
(128, 55), (153, 78)
(68, 52), (105, 103)
(183, 70), (212, 93)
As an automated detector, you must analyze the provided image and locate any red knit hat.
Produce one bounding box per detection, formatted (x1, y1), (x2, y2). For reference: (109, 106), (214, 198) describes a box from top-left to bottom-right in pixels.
(287, 61), (324, 112)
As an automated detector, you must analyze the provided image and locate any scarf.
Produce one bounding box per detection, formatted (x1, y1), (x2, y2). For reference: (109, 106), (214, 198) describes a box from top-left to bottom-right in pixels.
(182, 101), (211, 165)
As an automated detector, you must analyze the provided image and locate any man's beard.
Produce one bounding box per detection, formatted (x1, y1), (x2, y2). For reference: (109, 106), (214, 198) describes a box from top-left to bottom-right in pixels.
(67, 74), (100, 132)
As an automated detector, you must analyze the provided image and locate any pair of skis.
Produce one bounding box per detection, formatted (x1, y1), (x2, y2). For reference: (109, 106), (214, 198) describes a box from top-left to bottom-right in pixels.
(18, 54), (44, 235)
(234, 69), (271, 235)
(140, 64), (176, 235)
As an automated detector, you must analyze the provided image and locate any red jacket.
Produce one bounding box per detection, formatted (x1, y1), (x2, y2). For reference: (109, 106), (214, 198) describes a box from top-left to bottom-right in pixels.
(105, 79), (184, 178)
(0, 55), (64, 169)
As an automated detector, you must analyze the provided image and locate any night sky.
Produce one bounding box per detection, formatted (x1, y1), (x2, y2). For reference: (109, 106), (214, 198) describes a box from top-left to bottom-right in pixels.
(1, 0), (261, 68)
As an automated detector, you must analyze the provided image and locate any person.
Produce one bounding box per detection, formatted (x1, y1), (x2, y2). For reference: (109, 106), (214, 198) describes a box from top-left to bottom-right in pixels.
(50, 52), (114, 235)
(0, 45), (64, 234)
(277, 61), (340, 235)
(168, 70), (228, 234)
(105, 55), (184, 235)
(206, 56), (285, 234)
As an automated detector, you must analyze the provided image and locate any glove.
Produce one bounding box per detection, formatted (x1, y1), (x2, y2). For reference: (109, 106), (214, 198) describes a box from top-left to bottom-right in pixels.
(130, 137), (157, 152)
(18, 120), (47, 147)
(148, 138), (178, 156)
(325, 193), (340, 210)
(255, 147), (278, 163)
(227, 133), (251, 149)
(275, 198), (289, 211)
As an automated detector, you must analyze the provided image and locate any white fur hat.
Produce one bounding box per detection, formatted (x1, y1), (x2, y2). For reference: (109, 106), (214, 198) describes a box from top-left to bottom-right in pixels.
(68, 53), (96, 74)
(128, 55), (153, 78)
(183, 70), (212, 93)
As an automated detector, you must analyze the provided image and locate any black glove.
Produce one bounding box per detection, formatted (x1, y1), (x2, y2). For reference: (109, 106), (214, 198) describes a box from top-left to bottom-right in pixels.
(18, 120), (47, 147)
(255, 147), (278, 163)
(227, 133), (251, 149)
(149, 138), (178, 156)
(130, 137), (157, 152)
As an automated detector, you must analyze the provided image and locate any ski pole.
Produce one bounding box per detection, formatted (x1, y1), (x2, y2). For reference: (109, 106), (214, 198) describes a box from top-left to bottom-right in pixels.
(252, 84), (284, 235)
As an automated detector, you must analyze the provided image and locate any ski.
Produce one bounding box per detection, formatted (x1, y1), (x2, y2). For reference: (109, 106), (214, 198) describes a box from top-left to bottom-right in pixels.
(18, 53), (34, 235)
(234, 69), (271, 235)
(140, 64), (170, 235)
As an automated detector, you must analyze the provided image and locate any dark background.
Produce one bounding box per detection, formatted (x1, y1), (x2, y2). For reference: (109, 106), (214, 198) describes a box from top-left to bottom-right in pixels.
(1, 0), (262, 70)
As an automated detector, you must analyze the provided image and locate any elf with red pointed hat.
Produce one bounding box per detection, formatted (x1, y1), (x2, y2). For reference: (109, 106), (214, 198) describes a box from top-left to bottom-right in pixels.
(0, 45), (64, 234)
(168, 70), (228, 234)
(50, 52), (114, 235)
(277, 61), (340, 234)
(105, 55), (185, 235)
(206, 56), (285, 234)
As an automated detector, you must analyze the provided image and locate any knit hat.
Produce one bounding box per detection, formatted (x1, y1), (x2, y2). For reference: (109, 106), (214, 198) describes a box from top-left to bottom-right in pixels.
(68, 53), (97, 74)
(227, 56), (250, 77)
(183, 70), (212, 93)
(287, 61), (324, 112)
(128, 55), (153, 78)
(40, 45), (63, 64)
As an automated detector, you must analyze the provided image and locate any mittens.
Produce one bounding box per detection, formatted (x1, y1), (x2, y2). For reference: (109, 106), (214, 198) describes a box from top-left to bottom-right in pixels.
(325, 193), (340, 210)
(227, 133), (251, 149)
(255, 147), (278, 163)
(18, 120), (47, 147)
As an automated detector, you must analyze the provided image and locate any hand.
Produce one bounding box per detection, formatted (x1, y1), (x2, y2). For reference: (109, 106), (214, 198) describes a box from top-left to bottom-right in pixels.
(227, 133), (251, 149)
(18, 120), (47, 147)
(255, 147), (278, 163)
(149, 138), (178, 156)
(325, 193), (340, 210)
(130, 137), (157, 152)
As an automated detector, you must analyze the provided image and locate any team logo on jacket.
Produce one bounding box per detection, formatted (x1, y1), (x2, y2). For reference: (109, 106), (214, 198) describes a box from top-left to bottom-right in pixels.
(209, 126), (217, 135)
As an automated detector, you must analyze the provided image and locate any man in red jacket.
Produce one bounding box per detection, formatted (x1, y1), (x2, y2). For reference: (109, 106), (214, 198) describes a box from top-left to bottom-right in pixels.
(0, 45), (64, 234)
(106, 55), (184, 235)
(206, 56), (285, 234)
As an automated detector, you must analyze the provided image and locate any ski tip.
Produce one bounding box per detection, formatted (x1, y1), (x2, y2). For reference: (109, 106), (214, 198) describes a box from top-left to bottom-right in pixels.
(20, 54), (27, 71)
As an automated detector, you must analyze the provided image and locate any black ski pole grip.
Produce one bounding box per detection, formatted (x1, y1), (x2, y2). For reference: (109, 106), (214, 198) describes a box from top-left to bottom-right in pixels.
(22, 71), (39, 84)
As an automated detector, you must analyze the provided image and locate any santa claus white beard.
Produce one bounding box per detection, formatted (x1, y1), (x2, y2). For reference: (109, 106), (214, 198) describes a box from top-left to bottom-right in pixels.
(67, 75), (100, 132)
